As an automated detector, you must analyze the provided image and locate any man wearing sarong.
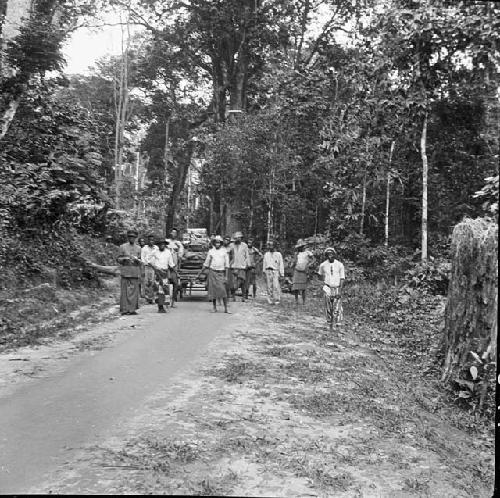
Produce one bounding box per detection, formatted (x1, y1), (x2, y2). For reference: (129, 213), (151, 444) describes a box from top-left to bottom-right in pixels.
(318, 247), (345, 326)
(197, 235), (230, 313)
(141, 234), (158, 304)
(150, 239), (176, 313)
(229, 231), (250, 302)
(223, 236), (233, 296)
(167, 228), (184, 307)
(245, 238), (262, 299)
(263, 240), (285, 305)
(292, 239), (314, 305)
(117, 230), (142, 315)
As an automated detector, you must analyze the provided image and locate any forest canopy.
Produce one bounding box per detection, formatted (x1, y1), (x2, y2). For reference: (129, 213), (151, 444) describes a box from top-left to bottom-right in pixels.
(0, 0), (498, 255)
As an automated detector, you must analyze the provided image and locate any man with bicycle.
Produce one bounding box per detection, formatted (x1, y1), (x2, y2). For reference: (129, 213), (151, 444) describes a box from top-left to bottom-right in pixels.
(318, 247), (345, 327)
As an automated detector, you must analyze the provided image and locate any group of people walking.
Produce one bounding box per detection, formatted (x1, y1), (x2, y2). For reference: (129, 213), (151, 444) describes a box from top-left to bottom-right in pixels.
(117, 228), (184, 314)
(116, 227), (346, 325)
(198, 232), (263, 313)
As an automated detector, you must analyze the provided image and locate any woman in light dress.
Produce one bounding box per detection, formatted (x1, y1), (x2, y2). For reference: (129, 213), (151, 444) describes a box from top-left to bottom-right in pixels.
(292, 239), (314, 305)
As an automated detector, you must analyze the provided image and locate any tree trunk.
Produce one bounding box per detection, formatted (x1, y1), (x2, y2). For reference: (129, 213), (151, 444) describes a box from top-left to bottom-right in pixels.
(360, 169), (367, 236)
(441, 219), (498, 399)
(0, 96), (20, 140)
(161, 117), (170, 235)
(165, 140), (195, 233)
(384, 140), (395, 247)
(420, 113), (428, 262)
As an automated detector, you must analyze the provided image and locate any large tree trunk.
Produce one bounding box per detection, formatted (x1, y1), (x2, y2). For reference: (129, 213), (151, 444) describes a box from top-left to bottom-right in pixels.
(420, 113), (428, 262)
(114, 11), (131, 210)
(441, 219), (498, 395)
(384, 140), (395, 246)
(165, 140), (196, 233)
(1, 0), (60, 141)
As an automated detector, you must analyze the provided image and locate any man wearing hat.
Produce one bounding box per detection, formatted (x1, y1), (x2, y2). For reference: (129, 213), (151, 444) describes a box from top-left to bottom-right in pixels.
(262, 240), (285, 305)
(197, 235), (230, 313)
(245, 238), (262, 299)
(318, 247), (345, 326)
(151, 238), (176, 313)
(141, 234), (158, 304)
(117, 230), (142, 315)
(230, 231), (250, 302)
(292, 239), (314, 305)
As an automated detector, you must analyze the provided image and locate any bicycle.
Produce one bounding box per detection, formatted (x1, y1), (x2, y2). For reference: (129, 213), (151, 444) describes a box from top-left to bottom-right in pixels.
(323, 284), (343, 329)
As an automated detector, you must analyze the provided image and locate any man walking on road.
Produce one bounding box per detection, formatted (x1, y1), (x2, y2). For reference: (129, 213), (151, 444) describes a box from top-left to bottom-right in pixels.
(246, 238), (262, 299)
(230, 231), (250, 302)
(168, 228), (184, 307)
(141, 234), (158, 304)
(263, 240), (284, 305)
(318, 247), (345, 326)
(151, 239), (176, 313)
(198, 235), (230, 313)
(223, 235), (234, 296)
(117, 230), (142, 315)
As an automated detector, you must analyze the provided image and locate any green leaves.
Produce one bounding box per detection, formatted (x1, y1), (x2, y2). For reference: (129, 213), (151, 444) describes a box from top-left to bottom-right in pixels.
(0, 80), (107, 232)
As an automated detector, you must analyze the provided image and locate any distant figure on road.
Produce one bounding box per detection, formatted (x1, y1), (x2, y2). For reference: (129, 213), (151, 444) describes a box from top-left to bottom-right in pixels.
(292, 239), (314, 305)
(263, 240), (284, 305)
(137, 236), (146, 297)
(230, 231), (250, 302)
(223, 236), (233, 295)
(168, 228), (184, 307)
(141, 234), (158, 304)
(199, 235), (230, 313)
(151, 239), (176, 313)
(318, 247), (345, 327)
(117, 230), (142, 315)
(246, 238), (262, 299)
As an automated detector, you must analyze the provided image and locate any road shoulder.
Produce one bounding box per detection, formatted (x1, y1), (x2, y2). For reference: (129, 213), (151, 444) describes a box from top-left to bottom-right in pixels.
(32, 295), (494, 496)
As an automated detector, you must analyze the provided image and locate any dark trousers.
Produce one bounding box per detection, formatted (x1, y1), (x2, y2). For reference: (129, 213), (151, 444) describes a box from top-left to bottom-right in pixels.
(169, 269), (179, 302)
(231, 269), (247, 298)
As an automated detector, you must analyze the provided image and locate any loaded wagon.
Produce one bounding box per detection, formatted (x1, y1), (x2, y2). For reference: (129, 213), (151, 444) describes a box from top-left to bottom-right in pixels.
(178, 240), (209, 299)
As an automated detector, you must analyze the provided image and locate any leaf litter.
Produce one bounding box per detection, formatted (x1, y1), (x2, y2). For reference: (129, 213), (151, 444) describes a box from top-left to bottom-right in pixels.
(34, 288), (494, 496)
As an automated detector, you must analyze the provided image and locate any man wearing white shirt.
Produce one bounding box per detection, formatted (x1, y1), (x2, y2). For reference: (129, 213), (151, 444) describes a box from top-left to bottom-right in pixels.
(263, 240), (285, 305)
(141, 234), (158, 304)
(197, 235), (230, 313)
(318, 247), (345, 326)
(151, 239), (176, 313)
(229, 231), (250, 302)
(318, 248), (345, 292)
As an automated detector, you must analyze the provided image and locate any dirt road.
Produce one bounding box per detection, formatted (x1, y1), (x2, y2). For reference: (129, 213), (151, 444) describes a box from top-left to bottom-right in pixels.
(0, 291), (493, 496)
(0, 297), (239, 493)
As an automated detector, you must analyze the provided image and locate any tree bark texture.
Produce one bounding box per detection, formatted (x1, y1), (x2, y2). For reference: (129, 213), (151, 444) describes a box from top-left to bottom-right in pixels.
(384, 140), (395, 246)
(165, 139), (196, 233)
(360, 169), (367, 236)
(441, 218), (498, 383)
(420, 113), (428, 262)
(0, 0), (60, 141)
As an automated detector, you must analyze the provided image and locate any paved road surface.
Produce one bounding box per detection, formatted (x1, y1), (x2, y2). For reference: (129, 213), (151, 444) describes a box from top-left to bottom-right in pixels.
(0, 299), (238, 493)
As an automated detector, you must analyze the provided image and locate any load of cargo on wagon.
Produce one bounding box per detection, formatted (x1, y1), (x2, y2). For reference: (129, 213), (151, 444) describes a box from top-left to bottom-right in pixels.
(178, 228), (210, 298)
